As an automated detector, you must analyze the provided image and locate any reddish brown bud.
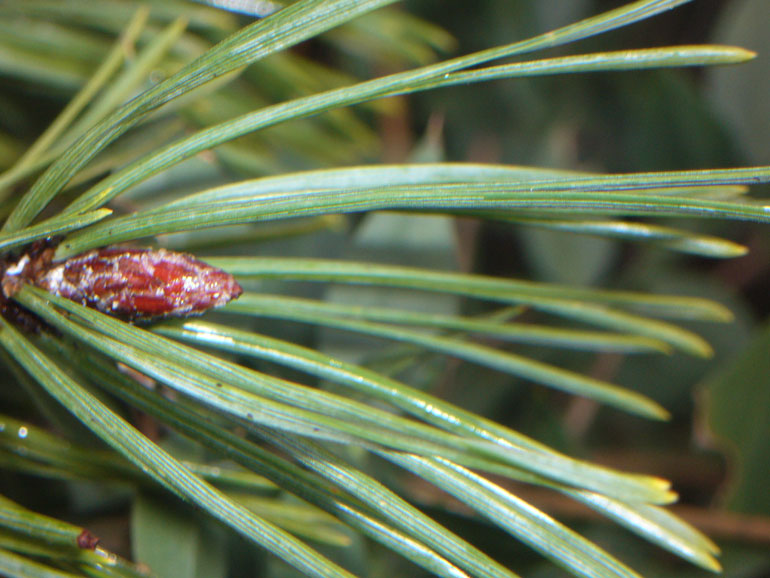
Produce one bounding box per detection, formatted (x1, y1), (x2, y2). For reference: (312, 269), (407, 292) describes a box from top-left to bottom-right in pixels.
(34, 248), (242, 320)
(76, 529), (100, 550)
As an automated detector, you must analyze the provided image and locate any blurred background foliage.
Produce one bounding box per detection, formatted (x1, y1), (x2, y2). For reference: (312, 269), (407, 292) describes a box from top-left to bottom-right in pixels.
(0, 1), (768, 577)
